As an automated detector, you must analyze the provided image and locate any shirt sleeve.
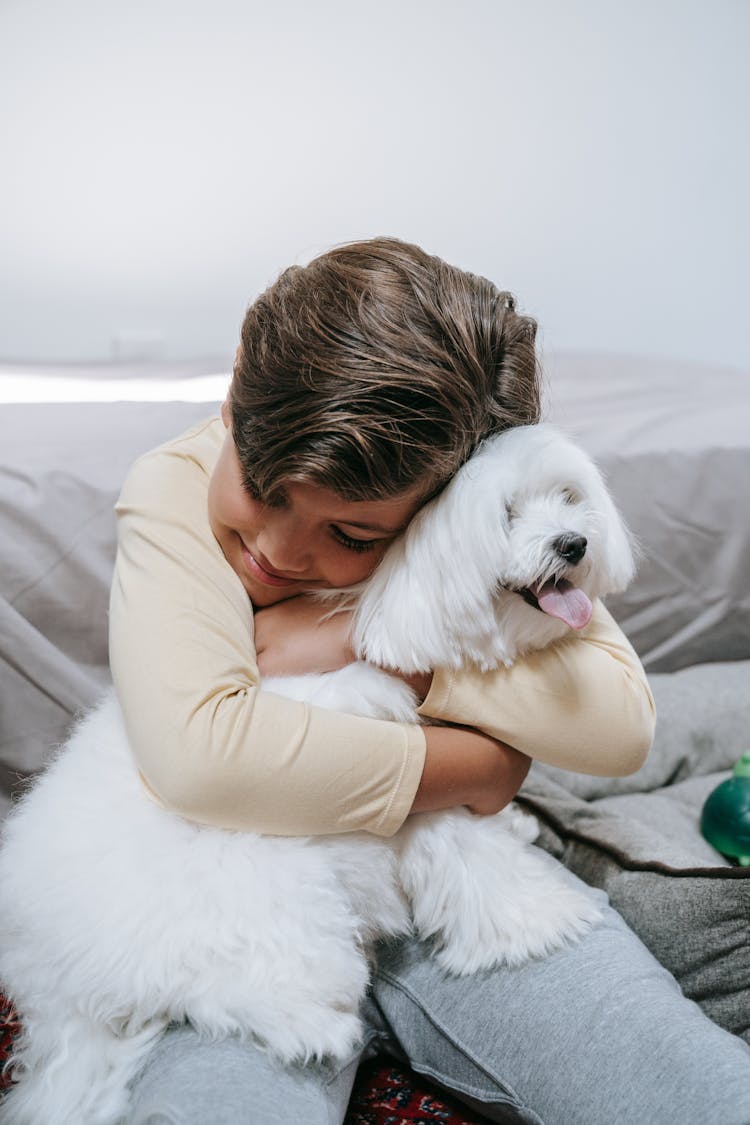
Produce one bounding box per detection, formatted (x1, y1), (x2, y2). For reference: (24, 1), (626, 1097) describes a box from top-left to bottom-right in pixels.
(418, 601), (655, 776)
(108, 433), (426, 838)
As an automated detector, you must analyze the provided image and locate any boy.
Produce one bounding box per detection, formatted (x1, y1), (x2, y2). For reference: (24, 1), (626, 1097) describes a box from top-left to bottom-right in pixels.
(112, 238), (750, 1124)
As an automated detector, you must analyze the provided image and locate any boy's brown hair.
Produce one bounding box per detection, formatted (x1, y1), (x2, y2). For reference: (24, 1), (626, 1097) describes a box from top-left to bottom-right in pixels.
(229, 237), (540, 503)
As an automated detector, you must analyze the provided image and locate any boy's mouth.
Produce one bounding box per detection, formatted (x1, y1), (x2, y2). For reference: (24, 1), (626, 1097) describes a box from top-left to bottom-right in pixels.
(239, 541), (307, 587)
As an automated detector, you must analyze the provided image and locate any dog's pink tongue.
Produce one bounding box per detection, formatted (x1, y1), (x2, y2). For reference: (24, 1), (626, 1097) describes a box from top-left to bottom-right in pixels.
(532, 579), (593, 630)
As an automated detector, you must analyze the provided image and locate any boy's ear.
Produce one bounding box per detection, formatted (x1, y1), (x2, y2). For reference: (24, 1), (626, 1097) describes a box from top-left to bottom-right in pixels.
(221, 399), (231, 427)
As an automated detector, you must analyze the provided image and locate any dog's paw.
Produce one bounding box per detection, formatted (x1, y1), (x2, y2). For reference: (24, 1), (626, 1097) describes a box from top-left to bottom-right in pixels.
(433, 870), (603, 975)
(259, 1006), (364, 1066)
(399, 810), (602, 975)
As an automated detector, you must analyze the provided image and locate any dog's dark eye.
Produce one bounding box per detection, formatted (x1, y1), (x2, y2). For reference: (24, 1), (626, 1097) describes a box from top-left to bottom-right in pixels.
(561, 488), (579, 505)
(505, 501), (516, 522)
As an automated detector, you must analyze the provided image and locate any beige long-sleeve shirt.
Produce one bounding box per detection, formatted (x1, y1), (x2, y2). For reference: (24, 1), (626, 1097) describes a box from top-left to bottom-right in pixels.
(109, 416), (655, 837)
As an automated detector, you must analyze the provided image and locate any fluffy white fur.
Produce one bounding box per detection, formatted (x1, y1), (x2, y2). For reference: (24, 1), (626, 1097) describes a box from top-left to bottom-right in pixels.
(0, 424), (635, 1124)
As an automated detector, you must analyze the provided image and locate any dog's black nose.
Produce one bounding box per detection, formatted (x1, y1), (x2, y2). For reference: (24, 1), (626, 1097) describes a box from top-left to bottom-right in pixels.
(554, 534), (587, 564)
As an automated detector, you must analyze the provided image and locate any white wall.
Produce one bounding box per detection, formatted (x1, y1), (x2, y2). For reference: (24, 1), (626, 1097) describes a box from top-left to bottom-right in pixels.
(1, 0), (748, 368)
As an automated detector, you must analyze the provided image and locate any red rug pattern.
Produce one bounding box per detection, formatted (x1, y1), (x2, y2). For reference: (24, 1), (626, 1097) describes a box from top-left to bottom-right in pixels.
(1, 994), (489, 1123)
(344, 1057), (490, 1124)
(0, 994), (21, 1093)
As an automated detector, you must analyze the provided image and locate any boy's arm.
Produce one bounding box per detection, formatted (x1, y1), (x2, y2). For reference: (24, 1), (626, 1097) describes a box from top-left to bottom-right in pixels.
(418, 600), (656, 777)
(253, 595), (654, 795)
(251, 600), (531, 817)
(111, 422), (652, 840)
(412, 726), (531, 815)
(110, 436), (427, 838)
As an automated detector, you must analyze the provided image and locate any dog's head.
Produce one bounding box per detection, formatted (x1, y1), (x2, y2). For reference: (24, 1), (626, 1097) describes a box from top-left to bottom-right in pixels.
(352, 424), (635, 672)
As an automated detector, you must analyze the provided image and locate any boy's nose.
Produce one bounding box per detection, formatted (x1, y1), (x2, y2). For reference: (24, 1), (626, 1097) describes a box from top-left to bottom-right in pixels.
(256, 521), (311, 577)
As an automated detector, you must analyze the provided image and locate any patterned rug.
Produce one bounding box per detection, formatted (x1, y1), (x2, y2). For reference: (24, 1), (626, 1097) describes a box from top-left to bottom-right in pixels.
(0, 995), (21, 1094)
(344, 1057), (491, 1124)
(1, 995), (489, 1123)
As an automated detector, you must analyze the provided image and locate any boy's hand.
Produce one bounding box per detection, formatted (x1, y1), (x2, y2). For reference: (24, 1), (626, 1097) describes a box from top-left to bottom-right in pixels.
(254, 598), (355, 677)
(413, 727), (531, 817)
(254, 598), (433, 702)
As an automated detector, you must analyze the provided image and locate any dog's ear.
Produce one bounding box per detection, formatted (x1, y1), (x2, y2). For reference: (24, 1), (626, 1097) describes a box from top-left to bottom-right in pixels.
(584, 461), (637, 595)
(352, 462), (508, 673)
(602, 493), (637, 592)
(352, 504), (461, 673)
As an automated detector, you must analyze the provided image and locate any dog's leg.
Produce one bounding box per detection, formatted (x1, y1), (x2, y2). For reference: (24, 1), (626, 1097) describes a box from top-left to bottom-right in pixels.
(397, 808), (602, 974)
(159, 832), (378, 1066)
(0, 1008), (166, 1125)
(182, 943), (369, 1067)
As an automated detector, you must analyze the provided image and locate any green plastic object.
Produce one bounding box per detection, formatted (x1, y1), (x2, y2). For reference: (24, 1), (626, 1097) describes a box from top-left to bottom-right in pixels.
(701, 751), (750, 866)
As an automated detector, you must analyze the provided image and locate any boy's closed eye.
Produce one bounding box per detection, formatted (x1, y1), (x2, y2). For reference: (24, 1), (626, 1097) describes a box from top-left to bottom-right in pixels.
(330, 526), (381, 552)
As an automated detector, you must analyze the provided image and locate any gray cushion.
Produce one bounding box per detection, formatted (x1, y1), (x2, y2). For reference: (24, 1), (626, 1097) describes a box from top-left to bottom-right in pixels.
(524, 660), (750, 1043)
(0, 400), (222, 816)
(538, 660), (750, 800)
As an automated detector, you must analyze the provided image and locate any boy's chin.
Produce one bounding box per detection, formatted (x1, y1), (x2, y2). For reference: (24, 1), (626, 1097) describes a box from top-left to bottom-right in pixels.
(248, 583), (312, 609)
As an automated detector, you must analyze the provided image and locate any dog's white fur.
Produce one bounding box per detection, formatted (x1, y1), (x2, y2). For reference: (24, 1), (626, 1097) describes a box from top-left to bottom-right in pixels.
(0, 424), (635, 1124)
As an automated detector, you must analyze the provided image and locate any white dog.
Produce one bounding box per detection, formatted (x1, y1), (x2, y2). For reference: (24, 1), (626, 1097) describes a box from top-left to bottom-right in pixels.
(0, 424), (635, 1125)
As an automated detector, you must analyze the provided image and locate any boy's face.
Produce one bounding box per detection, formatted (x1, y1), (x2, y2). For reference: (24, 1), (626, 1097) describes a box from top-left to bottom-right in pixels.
(208, 403), (424, 607)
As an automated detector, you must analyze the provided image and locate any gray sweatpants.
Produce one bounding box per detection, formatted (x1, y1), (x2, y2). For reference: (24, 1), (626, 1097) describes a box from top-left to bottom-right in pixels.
(128, 878), (750, 1125)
